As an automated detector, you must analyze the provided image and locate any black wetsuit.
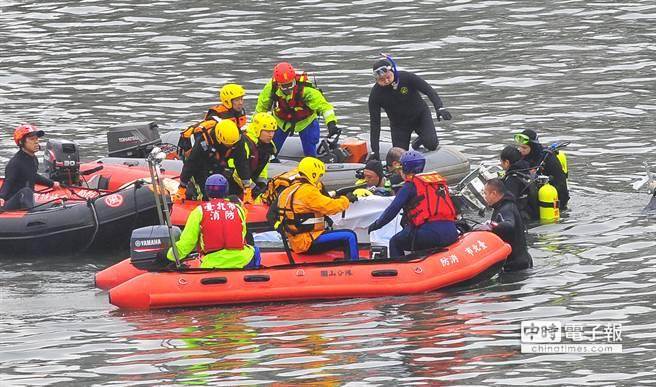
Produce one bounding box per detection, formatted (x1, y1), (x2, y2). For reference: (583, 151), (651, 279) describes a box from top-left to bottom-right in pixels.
(502, 159), (538, 221)
(0, 150), (54, 210)
(368, 70), (445, 155)
(524, 143), (569, 210)
(490, 193), (533, 272)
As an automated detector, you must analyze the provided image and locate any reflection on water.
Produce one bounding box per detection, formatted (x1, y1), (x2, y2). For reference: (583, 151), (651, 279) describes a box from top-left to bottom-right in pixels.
(2, 0), (656, 384)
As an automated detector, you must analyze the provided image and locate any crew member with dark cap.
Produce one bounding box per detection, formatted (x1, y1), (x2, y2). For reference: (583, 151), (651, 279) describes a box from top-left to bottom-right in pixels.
(0, 124), (60, 210)
(356, 159), (393, 196)
(475, 178), (533, 272)
(514, 129), (569, 209)
(368, 55), (452, 160)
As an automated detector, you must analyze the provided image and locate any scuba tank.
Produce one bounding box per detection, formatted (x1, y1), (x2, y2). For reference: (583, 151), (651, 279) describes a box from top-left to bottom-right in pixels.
(537, 176), (560, 222)
(556, 150), (568, 178)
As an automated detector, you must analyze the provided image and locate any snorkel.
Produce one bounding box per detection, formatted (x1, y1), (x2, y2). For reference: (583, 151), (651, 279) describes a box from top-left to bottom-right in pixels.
(381, 52), (399, 90)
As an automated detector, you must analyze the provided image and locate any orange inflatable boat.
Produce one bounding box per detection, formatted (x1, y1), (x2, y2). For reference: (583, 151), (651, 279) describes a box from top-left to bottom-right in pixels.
(104, 231), (511, 310)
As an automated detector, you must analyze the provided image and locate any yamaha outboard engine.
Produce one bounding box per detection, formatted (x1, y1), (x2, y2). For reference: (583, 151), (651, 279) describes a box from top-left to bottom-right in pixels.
(44, 139), (81, 185)
(107, 122), (161, 158)
(130, 225), (181, 270)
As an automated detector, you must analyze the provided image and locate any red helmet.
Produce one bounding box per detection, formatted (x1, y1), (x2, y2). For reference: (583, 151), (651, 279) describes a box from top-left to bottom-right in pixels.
(13, 124), (44, 146)
(272, 62), (296, 84)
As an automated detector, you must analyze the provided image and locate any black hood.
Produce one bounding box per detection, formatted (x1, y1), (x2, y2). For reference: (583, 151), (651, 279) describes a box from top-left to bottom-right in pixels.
(507, 159), (531, 174)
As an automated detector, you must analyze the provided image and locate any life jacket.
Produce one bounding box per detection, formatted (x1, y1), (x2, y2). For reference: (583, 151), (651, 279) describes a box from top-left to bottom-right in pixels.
(199, 199), (245, 252)
(177, 105), (247, 159)
(261, 169), (301, 206)
(270, 73), (317, 130)
(404, 172), (457, 227)
(275, 181), (330, 235)
(204, 105), (248, 129)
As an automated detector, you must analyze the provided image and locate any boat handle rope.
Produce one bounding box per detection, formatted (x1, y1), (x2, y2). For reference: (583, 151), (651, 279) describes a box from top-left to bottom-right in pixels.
(81, 199), (100, 252)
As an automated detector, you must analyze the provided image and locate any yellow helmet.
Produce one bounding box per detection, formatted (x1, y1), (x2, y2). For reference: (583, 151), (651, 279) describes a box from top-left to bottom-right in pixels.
(298, 157), (326, 186)
(215, 119), (241, 146)
(249, 112), (278, 139)
(219, 83), (245, 109)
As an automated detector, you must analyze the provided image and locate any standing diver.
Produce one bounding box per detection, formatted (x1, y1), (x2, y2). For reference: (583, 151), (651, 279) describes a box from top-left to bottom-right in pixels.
(368, 55), (452, 160)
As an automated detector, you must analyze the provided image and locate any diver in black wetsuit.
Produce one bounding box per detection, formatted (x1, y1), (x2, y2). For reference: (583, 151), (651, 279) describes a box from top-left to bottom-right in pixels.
(368, 56), (452, 160)
(476, 178), (533, 272)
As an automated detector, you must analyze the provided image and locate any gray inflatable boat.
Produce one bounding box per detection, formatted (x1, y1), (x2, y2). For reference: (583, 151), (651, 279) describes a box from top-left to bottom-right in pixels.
(112, 123), (470, 191)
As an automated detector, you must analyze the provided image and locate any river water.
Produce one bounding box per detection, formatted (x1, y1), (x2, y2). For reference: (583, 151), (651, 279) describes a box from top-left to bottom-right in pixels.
(2, 0), (656, 385)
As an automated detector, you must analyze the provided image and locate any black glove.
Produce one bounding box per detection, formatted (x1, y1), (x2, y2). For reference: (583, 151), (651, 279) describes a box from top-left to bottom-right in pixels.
(366, 152), (379, 161)
(327, 121), (341, 137)
(344, 192), (358, 203)
(252, 182), (267, 197)
(437, 108), (452, 121)
(367, 222), (379, 234)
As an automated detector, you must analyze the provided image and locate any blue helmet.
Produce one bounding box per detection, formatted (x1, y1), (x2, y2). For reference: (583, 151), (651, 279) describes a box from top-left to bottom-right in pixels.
(400, 150), (426, 174)
(205, 174), (229, 198)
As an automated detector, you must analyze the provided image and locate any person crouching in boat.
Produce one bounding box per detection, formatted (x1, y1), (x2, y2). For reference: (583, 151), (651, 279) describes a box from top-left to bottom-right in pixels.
(177, 83), (248, 160)
(368, 56), (452, 160)
(385, 147), (406, 191)
(514, 129), (569, 210)
(255, 62), (340, 157)
(366, 151), (459, 257)
(499, 145), (539, 222)
(167, 174), (260, 269)
(174, 120), (251, 201)
(356, 159), (393, 196)
(0, 124), (61, 211)
(475, 178), (533, 272)
(243, 112), (278, 201)
(276, 157), (360, 261)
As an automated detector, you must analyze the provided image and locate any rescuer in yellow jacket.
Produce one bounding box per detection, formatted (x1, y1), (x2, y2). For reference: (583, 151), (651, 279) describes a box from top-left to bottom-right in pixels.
(276, 157), (359, 261)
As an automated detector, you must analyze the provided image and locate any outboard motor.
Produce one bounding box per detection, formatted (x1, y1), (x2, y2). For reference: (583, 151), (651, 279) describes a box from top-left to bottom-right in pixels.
(450, 163), (503, 216)
(107, 122), (161, 158)
(130, 225), (181, 270)
(44, 139), (81, 185)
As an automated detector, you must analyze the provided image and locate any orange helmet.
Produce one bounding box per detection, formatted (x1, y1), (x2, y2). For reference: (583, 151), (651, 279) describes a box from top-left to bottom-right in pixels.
(273, 62), (296, 84)
(13, 124), (44, 146)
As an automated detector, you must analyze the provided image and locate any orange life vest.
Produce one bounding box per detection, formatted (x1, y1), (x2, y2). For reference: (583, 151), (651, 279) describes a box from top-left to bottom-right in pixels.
(199, 199), (245, 252)
(405, 172), (457, 227)
(178, 105), (247, 159)
(204, 105), (247, 129)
